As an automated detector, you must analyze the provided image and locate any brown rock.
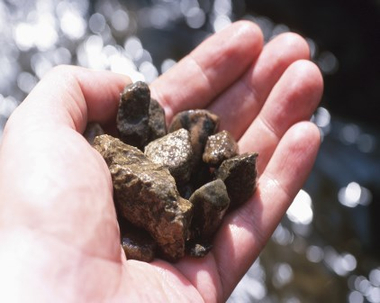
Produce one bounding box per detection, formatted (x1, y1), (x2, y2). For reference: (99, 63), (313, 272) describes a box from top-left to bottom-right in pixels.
(144, 128), (193, 185)
(168, 109), (220, 164)
(215, 153), (258, 208)
(202, 130), (239, 166)
(189, 179), (230, 240)
(93, 134), (193, 261)
(116, 81), (151, 150)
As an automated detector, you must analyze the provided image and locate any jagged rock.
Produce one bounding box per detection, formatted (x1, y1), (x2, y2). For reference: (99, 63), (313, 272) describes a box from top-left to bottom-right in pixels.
(116, 82), (167, 150)
(202, 130), (239, 166)
(215, 153), (258, 208)
(116, 81), (151, 149)
(168, 109), (220, 164)
(93, 134), (193, 261)
(83, 122), (104, 145)
(189, 179), (230, 240)
(144, 128), (193, 185)
(148, 98), (167, 141)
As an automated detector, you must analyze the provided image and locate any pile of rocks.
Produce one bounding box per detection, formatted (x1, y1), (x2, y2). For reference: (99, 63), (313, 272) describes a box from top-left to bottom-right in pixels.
(91, 81), (258, 262)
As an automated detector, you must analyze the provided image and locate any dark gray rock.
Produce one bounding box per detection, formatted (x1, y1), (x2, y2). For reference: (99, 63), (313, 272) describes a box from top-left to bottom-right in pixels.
(168, 109), (220, 164)
(202, 130), (239, 166)
(116, 81), (151, 150)
(93, 134), (193, 261)
(148, 98), (167, 141)
(189, 179), (230, 240)
(144, 128), (193, 185)
(215, 153), (258, 208)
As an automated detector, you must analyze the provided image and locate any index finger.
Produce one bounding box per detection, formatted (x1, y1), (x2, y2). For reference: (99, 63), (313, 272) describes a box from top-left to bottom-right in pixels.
(150, 21), (264, 122)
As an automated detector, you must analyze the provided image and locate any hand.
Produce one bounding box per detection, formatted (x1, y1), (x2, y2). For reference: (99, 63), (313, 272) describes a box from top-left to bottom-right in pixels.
(0, 21), (323, 302)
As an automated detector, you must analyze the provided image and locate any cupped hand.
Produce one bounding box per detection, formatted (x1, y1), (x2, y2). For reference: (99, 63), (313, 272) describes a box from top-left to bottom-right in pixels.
(0, 21), (323, 302)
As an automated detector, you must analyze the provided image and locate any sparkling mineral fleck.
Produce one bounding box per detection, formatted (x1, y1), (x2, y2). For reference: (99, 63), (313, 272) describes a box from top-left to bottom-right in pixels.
(145, 128), (193, 185)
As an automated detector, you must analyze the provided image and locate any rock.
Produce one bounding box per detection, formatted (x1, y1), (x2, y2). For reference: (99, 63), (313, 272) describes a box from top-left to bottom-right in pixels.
(202, 130), (239, 166)
(121, 224), (157, 263)
(186, 241), (213, 258)
(116, 82), (167, 150)
(148, 98), (167, 142)
(215, 153), (258, 208)
(189, 179), (230, 240)
(116, 81), (151, 150)
(83, 122), (104, 145)
(168, 109), (220, 164)
(93, 134), (193, 261)
(144, 128), (193, 185)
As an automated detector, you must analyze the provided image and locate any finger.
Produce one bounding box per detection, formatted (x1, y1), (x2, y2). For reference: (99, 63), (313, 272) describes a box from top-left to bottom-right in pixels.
(208, 32), (311, 139)
(213, 121), (321, 299)
(150, 21), (264, 122)
(239, 59), (323, 174)
(7, 65), (130, 133)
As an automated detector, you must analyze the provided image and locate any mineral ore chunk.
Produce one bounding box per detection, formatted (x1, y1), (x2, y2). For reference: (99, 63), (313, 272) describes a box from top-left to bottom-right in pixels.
(189, 179), (230, 240)
(148, 98), (167, 141)
(215, 153), (258, 208)
(144, 128), (193, 185)
(116, 81), (151, 150)
(169, 109), (220, 164)
(93, 134), (193, 261)
(202, 130), (239, 166)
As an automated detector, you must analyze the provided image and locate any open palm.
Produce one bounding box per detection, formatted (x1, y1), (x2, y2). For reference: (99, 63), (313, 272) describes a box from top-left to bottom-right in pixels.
(0, 21), (323, 302)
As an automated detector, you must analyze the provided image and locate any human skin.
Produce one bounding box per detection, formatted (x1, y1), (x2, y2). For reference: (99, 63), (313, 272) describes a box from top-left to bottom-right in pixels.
(0, 21), (323, 302)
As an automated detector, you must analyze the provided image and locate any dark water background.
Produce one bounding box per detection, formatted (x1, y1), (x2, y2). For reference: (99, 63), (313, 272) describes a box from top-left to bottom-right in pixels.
(0, 0), (379, 302)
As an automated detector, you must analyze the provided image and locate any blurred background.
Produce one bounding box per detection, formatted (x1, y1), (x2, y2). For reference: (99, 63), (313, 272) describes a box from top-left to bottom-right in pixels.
(0, 0), (379, 302)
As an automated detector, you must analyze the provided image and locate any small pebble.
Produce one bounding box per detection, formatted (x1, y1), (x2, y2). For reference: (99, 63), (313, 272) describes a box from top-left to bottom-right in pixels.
(202, 130), (239, 166)
(215, 153), (258, 208)
(145, 128), (193, 185)
(189, 179), (230, 240)
(169, 109), (220, 164)
(117, 81), (151, 150)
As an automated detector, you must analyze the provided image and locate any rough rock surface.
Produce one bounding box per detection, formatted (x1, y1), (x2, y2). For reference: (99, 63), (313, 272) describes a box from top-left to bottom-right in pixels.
(189, 179), (230, 240)
(144, 128), (193, 185)
(215, 153), (258, 208)
(148, 98), (167, 141)
(202, 130), (239, 166)
(93, 134), (193, 261)
(116, 82), (167, 150)
(116, 81), (151, 149)
(169, 109), (220, 164)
